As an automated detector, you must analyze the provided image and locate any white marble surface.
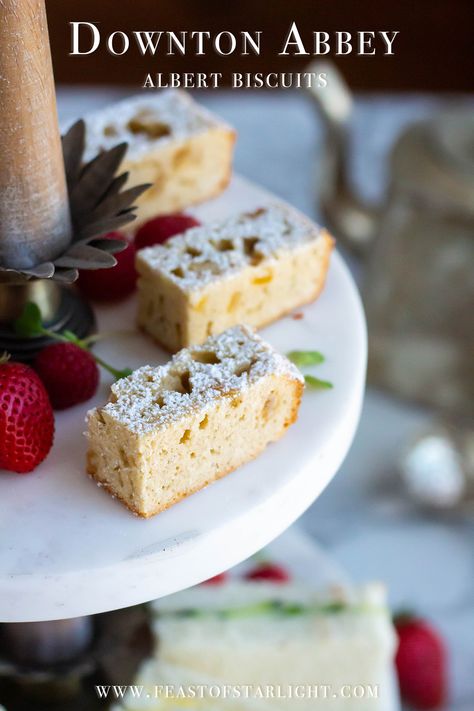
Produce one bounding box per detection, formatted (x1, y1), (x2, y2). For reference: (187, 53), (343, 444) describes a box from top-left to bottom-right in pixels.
(0, 175), (366, 621)
(52, 88), (474, 707)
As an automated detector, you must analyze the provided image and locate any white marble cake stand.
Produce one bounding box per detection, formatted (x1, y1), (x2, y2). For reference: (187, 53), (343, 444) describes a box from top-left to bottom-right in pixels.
(0, 176), (366, 622)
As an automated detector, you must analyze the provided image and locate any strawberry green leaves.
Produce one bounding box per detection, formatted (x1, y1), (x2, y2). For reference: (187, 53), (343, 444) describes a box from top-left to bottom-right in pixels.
(14, 302), (44, 338)
(15, 302), (132, 381)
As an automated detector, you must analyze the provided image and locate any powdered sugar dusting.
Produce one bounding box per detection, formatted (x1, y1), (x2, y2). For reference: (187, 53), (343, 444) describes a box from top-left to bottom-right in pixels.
(137, 205), (323, 290)
(76, 89), (232, 162)
(90, 326), (303, 435)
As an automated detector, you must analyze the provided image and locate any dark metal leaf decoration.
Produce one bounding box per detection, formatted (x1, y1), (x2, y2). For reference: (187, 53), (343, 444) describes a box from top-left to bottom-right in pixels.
(62, 120), (86, 189)
(53, 268), (79, 283)
(79, 237), (128, 254)
(0, 120), (150, 284)
(23, 262), (56, 279)
(101, 172), (130, 201)
(77, 212), (137, 241)
(70, 143), (128, 216)
(0, 262), (55, 284)
(87, 185), (151, 224)
(54, 245), (118, 269)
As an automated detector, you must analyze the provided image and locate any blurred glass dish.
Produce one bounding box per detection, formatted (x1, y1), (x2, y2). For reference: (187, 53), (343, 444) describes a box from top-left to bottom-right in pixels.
(400, 421), (474, 513)
(308, 62), (474, 419)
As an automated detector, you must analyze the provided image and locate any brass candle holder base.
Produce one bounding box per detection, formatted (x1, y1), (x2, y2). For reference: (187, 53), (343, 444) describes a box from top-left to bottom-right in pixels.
(0, 281), (95, 362)
(0, 607), (153, 710)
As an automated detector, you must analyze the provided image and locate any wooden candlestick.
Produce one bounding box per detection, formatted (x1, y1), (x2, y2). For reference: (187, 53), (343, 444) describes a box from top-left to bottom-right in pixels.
(0, 0), (71, 271)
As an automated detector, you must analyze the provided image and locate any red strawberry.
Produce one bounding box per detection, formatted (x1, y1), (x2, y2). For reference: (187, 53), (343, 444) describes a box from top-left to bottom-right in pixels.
(202, 572), (229, 586)
(76, 232), (136, 302)
(245, 563), (290, 583)
(0, 359), (54, 473)
(395, 614), (447, 709)
(35, 343), (99, 410)
(135, 213), (200, 250)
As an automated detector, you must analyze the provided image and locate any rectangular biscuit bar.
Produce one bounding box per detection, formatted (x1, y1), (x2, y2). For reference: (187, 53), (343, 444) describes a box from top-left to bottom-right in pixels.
(136, 204), (334, 352)
(86, 326), (303, 518)
(81, 90), (235, 225)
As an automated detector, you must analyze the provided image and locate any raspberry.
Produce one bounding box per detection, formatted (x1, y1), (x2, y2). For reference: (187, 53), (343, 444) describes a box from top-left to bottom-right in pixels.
(76, 232), (136, 302)
(135, 213), (200, 250)
(202, 572), (229, 586)
(35, 342), (99, 410)
(244, 563), (290, 583)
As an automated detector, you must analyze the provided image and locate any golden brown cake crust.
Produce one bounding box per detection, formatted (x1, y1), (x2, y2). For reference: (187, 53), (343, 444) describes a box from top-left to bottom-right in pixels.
(137, 213), (335, 353)
(78, 90), (236, 225)
(87, 374), (303, 519)
(86, 327), (304, 518)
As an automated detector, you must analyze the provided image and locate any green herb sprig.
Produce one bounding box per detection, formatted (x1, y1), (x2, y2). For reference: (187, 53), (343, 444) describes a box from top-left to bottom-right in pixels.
(287, 350), (333, 390)
(304, 374), (333, 390)
(287, 350), (325, 367)
(15, 302), (132, 381)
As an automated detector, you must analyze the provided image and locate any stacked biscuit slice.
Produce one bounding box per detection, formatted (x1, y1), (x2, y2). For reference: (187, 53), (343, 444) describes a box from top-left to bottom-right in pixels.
(85, 90), (334, 518)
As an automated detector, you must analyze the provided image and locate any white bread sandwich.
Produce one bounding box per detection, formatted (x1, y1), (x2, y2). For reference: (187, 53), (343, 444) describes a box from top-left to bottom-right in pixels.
(114, 580), (398, 710)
